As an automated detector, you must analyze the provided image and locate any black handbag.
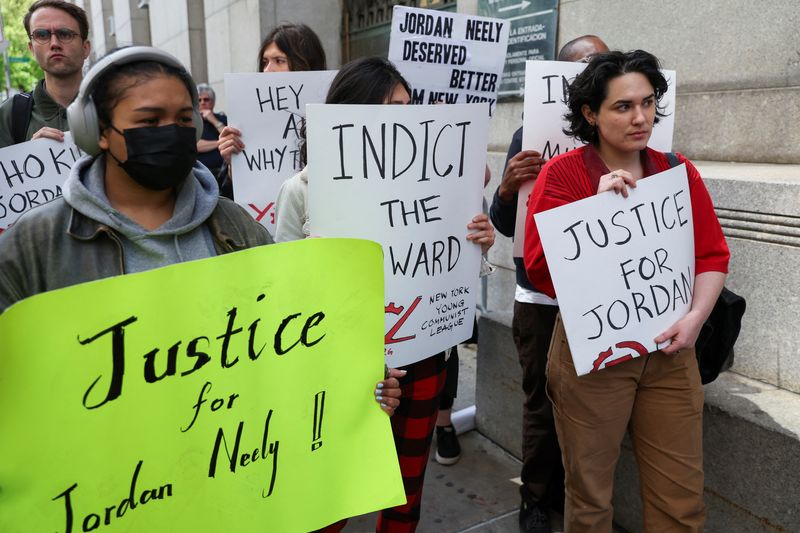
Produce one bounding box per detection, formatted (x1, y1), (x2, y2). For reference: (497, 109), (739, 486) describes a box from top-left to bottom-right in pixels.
(694, 287), (746, 384)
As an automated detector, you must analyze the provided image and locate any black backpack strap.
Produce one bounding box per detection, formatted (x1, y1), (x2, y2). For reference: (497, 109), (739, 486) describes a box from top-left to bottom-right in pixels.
(665, 151), (680, 168)
(11, 92), (34, 144)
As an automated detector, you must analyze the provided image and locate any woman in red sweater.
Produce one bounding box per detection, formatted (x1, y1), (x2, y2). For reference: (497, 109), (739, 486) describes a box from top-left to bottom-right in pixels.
(523, 50), (729, 532)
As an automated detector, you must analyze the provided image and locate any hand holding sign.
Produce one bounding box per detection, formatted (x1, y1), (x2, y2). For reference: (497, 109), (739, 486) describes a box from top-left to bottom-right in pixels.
(598, 169), (638, 198)
(377, 368), (407, 414)
(499, 149), (544, 202)
(30, 126), (66, 142)
(654, 270), (727, 355)
(218, 125), (244, 164)
(466, 213), (495, 254)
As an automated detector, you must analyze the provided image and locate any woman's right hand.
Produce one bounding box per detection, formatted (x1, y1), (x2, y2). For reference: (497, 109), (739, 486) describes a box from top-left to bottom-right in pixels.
(218, 126), (244, 164)
(598, 169), (637, 198)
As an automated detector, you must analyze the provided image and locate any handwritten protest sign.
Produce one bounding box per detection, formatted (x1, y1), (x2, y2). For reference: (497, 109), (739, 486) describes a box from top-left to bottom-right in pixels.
(0, 132), (83, 233)
(306, 103), (488, 367)
(388, 6), (509, 116)
(226, 71), (336, 233)
(534, 165), (694, 375)
(0, 239), (404, 532)
(512, 61), (677, 256)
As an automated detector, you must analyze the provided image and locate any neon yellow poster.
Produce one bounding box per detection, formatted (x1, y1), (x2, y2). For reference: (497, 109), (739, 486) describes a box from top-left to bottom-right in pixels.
(0, 239), (405, 533)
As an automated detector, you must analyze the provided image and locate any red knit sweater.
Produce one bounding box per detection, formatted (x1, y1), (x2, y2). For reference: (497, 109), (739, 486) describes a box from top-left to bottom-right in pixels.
(523, 145), (730, 299)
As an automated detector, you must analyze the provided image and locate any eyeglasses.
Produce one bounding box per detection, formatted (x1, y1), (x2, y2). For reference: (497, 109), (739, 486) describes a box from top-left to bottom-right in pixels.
(30, 28), (80, 44)
(198, 97), (213, 102)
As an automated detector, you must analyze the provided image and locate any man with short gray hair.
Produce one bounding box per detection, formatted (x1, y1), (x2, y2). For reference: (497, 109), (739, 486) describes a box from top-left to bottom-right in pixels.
(196, 83), (227, 185)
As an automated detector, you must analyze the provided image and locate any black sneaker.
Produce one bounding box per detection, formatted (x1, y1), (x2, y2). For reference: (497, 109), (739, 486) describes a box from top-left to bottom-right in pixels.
(434, 425), (461, 465)
(519, 501), (552, 533)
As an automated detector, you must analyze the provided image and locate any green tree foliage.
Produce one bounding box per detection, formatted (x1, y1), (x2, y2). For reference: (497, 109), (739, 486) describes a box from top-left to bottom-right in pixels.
(1, 0), (45, 95)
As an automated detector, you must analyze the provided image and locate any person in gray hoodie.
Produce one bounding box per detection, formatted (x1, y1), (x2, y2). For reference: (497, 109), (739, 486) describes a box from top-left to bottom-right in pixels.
(0, 47), (273, 311)
(0, 47), (403, 418)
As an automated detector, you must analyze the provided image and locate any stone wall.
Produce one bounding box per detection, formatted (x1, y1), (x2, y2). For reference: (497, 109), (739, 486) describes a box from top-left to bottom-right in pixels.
(111, 0), (151, 47)
(703, 167), (800, 392)
(203, 0), (265, 104)
(558, 0), (800, 164)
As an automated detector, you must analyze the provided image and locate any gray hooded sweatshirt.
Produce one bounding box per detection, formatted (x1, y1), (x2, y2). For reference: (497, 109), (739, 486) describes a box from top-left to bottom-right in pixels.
(63, 155), (220, 273)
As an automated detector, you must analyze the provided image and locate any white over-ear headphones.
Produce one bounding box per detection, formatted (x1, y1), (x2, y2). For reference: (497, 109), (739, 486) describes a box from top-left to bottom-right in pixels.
(67, 46), (203, 155)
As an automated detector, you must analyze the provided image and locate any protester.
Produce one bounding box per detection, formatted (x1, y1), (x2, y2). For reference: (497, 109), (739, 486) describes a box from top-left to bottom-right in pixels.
(0, 0), (91, 147)
(0, 47), (401, 424)
(257, 23), (327, 73)
(217, 23), (327, 171)
(524, 49), (729, 532)
(489, 34), (609, 533)
(195, 83), (227, 181)
(275, 56), (495, 533)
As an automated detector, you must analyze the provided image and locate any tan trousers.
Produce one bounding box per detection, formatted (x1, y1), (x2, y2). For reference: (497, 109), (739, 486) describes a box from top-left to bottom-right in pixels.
(546, 315), (706, 532)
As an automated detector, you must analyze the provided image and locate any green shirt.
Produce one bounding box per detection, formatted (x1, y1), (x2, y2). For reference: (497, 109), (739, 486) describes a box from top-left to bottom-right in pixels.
(0, 79), (70, 148)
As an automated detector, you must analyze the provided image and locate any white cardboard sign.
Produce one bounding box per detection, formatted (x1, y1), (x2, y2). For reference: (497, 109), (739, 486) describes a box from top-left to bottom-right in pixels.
(513, 61), (677, 256)
(225, 71), (336, 234)
(534, 165), (694, 376)
(0, 133), (83, 233)
(306, 103), (489, 367)
(388, 5), (510, 116)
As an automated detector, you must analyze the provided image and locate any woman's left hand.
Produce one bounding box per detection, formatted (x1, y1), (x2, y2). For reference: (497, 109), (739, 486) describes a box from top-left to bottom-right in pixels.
(655, 271), (726, 355)
(376, 368), (405, 416)
(466, 213), (495, 254)
(654, 310), (705, 354)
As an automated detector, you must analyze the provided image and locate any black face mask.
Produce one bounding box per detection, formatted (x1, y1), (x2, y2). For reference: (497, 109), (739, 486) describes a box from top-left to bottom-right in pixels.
(108, 124), (198, 190)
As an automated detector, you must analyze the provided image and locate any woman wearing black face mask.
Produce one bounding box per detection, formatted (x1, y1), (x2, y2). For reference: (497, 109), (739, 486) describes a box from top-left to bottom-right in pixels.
(0, 46), (400, 425)
(0, 48), (272, 301)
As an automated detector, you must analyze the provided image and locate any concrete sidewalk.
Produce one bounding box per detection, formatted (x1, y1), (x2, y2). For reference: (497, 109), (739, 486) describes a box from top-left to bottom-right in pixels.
(342, 345), (566, 533)
(350, 431), (527, 532)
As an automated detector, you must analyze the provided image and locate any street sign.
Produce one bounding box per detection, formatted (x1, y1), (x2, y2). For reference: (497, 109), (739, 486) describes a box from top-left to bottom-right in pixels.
(8, 56), (31, 63)
(478, 0), (558, 99)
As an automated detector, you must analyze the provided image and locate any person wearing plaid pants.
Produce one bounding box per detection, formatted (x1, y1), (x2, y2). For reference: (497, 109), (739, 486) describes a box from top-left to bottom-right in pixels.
(317, 352), (448, 533)
(378, 352), (448, 532)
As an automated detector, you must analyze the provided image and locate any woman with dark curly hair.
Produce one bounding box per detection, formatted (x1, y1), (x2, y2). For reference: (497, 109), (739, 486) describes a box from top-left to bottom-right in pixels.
(523, 50), (729, 532)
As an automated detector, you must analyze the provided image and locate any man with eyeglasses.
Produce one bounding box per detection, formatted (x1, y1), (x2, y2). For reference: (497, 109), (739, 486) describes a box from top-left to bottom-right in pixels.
(0, 0), (91, 148)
